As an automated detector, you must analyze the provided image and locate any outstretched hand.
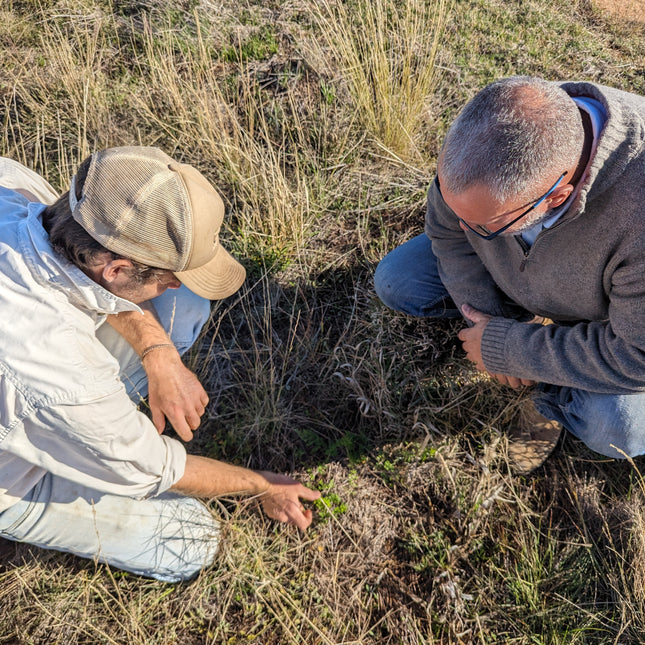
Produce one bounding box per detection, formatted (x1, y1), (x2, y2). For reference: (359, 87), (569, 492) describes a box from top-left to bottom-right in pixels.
(144, 348), (209, 441)
(458, 303), (536, 388)
(258, 471), (322, 531)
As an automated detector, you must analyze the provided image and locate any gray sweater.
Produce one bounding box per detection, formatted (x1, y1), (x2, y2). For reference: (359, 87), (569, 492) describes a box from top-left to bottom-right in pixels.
(425, 81), (645, 394)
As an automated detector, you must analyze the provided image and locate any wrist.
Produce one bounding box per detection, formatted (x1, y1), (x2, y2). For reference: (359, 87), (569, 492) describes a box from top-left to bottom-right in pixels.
(253, 470), (274, 495)
(140, 343), (178, 364)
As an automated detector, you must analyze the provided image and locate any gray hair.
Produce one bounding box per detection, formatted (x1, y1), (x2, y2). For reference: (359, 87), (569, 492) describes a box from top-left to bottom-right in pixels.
(439, 76), (584, 202)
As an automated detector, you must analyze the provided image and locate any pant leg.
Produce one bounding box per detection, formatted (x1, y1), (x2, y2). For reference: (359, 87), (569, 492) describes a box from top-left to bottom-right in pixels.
(0, 473), (219, 582)
(534, 385), (645, 459)
(374, 233), (460, 318)
(95, 285), (212, 403)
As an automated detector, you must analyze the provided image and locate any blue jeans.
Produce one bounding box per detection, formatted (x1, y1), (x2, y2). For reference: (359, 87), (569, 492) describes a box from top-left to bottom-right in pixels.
(375, 234), (645, 459)
(0, 286), (218, 582)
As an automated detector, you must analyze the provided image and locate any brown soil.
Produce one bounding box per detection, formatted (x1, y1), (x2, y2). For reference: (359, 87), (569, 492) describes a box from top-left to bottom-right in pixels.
(593, 0), (645, 23)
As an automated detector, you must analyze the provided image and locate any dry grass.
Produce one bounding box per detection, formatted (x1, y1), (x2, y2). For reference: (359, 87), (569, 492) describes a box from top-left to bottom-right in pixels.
(592, 0), (645, 24)
(3, 0), (645, 643)
(304, 0), (450, 167)
(130, 12), (324, 264)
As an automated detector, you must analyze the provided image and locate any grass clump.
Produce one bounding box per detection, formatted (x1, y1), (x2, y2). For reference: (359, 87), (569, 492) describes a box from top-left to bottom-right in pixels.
(305, 0), (450, 166)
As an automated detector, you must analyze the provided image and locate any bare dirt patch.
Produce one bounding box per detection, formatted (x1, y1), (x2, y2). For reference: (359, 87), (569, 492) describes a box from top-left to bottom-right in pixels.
(593, 0), (645, 23)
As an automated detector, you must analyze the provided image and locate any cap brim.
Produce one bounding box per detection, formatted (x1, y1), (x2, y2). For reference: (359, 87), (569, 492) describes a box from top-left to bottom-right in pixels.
(175, 245), (246, 300)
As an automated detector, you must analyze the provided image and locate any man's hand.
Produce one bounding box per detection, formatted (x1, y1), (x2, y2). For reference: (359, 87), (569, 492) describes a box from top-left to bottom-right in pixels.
(459, 303), (536, 388)
(106, 305), (210, 441)
(489, 372), (536, 388)
(172, 456), (321, 531)
(143, 348), (209, 441)
(458, 303), (491, 372)
(257, 471), (322, 531)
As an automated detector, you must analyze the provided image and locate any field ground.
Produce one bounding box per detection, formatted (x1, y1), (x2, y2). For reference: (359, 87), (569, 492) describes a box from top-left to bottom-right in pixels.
(1, 0), (645, 643)
(593, 0), (645, 23)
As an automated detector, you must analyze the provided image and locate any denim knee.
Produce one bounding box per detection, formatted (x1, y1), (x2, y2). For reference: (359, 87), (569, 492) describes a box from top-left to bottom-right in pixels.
(374, 255), (402, 311)
(374, 235), (458, 318)
(535, 387), (645, 459)
(153, 286), (212, 353)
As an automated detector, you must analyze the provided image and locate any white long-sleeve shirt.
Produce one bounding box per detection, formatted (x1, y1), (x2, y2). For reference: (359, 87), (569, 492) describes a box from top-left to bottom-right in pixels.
(0, 187), (186, 512)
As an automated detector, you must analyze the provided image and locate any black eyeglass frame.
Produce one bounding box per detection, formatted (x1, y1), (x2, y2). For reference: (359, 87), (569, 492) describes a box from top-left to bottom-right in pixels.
(452, 171), (568, 241)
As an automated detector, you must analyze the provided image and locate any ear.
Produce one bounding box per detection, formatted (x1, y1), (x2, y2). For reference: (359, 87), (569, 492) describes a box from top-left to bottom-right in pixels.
(546, 184), (574, 209)
(102, 258), (135, 284)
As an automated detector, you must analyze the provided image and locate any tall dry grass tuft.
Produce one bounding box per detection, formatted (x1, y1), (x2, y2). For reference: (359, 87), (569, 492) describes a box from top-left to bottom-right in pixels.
(2, 10), (122, 187)
(305, 0), (450, 166)
(201, 273), (331, 470)
(131, 13), (322, 264)
(598, 461), (645, 640)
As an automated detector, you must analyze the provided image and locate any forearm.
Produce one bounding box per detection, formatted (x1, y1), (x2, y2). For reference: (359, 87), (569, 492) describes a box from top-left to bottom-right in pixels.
(170, 454), (270, 498)
(107, 300), (209, 440)
(171, 456), (321, 530)
(425, 181), (509, 317)
(106, 301), (174, 356)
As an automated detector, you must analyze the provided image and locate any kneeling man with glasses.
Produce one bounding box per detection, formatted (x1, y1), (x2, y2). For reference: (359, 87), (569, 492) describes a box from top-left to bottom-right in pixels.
(375, 76), (645, 473)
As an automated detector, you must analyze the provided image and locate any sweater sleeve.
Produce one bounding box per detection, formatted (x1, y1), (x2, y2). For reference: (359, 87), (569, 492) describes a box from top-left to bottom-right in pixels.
(424, 178), (529, 319)
(481, 245), (645, 393)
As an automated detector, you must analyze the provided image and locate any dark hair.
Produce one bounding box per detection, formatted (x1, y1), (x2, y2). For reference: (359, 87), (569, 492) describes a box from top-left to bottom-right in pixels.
(43, 156), (168, 285)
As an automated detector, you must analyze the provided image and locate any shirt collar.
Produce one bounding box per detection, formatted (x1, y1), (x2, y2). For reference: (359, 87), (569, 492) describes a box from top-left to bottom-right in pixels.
(519, 96), (608, 246)
(21, 203), (143, 316)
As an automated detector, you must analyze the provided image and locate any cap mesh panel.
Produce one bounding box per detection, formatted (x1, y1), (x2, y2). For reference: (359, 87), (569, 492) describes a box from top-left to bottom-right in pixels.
(76, 148), (191, 270)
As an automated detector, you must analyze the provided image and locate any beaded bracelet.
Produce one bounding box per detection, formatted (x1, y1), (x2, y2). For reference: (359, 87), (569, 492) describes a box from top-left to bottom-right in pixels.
(140, 343), (176, 361)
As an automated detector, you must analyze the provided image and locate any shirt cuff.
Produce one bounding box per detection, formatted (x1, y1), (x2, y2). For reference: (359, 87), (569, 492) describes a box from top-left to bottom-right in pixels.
(153, 436), (187, 496)
(481, 317), (514, 375)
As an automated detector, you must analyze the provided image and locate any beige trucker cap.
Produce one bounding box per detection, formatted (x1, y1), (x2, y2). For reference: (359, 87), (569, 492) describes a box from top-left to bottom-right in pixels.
(68, 146), (246, 300)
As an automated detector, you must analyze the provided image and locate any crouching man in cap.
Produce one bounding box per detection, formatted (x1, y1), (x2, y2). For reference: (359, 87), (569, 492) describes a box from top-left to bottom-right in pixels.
(0, 147), (319, 582)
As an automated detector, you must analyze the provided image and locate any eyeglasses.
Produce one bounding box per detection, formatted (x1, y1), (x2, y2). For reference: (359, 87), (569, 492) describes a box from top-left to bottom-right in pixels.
(453, 171), (568, 241)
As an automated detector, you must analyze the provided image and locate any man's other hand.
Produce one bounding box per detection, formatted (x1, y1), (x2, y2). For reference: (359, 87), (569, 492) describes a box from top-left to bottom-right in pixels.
(458, 303), (492, 372)
(490, 372), (536, 388)
(257, 471), (322, 531)
(459, 303), (536, 388)
(144, 349), (209, 441)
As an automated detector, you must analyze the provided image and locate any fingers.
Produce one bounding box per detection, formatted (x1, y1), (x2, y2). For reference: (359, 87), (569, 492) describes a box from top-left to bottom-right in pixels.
(501, 375), (521, 388)
(164, 401), (204, 440)
(491, 373), (536, 389)
(461, 303), (477, 322)
(146, 361), (208, 439)
(163, 405), (195, 441)
(151, 408), (166, 435)
(461, 303), (488, 324)
(284, 503), (314, 531)
(185, 408), (202, 432)
(171, 417), (194, 442)
(262, 484), (321, 531)
(297, 486), (322, 502)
